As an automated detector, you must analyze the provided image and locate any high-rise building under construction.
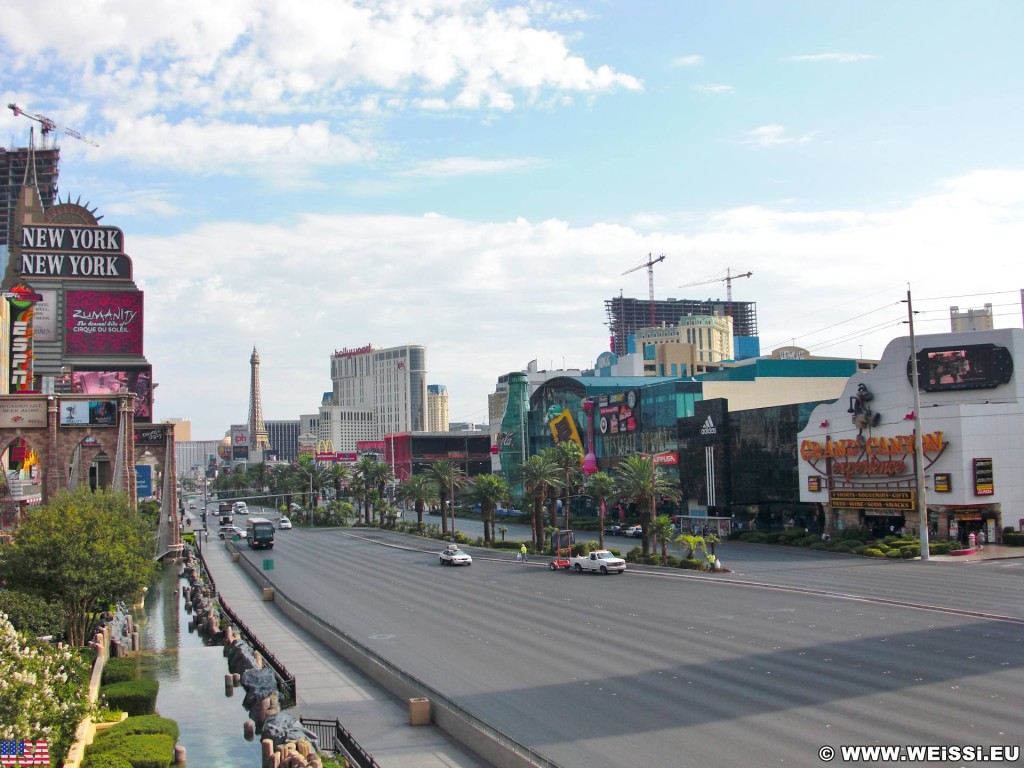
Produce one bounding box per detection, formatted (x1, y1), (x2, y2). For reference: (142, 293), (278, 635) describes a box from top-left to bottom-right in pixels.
(605, 296), (759, 359)
(0, 144), (60, 253)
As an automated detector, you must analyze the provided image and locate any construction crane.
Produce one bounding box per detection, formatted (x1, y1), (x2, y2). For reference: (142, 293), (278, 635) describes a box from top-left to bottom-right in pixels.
(8, 103), (99, 147)
(622, 252), (666, 327)
(679, 268), (752, 302)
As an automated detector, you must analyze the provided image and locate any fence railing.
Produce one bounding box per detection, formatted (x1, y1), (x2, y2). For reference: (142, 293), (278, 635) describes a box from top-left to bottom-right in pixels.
(300, 717), (380, 768)
(193, 544), (297, 705)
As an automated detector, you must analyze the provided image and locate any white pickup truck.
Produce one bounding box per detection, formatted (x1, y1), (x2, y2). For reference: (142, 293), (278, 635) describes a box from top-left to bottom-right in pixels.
(570, 549), (627, 574)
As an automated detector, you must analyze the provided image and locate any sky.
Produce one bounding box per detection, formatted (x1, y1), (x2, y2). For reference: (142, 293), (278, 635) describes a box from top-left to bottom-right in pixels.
(3, 1), (1024, 440)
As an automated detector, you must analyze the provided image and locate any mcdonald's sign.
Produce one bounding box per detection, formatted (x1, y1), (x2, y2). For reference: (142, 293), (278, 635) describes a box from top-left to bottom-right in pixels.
(315, 439), (357, 462)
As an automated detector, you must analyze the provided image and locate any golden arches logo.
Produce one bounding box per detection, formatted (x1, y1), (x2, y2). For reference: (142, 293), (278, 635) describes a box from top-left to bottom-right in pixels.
(316, 439), (336, 454)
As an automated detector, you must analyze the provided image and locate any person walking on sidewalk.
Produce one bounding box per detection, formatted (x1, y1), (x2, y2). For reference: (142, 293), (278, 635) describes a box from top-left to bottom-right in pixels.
(520, 543), (529, 563)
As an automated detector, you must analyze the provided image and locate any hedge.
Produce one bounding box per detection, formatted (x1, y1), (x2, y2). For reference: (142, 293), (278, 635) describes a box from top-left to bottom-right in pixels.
(99, 715), (179, 743)
(101, 657), (139, 686)
(100, 679), (159, 716)
(84, 734), (174, 768)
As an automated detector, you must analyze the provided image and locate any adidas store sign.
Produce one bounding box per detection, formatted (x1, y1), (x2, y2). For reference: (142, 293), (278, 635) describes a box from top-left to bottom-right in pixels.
(700, 416), (717, 436)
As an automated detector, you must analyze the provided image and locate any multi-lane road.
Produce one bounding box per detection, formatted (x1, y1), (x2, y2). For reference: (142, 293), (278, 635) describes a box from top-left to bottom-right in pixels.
(222, 517), (1024, 768)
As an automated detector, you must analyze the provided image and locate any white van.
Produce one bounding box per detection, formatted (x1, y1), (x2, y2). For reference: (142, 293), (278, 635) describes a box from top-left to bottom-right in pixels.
(233, 501), (248, 515)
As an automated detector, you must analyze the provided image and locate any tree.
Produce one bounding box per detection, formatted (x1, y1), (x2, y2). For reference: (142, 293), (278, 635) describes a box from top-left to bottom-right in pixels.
(463, 474), (510, 544)
(352, 455), (378, 525)
(367, 461), (395, 525)
(552, 441), (583, 529)
(328, 463), (351, 505)
(584, 471), (616, 548)
(396, 474), (438, 530)
(650, 515), (676, 563)
(519, 454), (563, 551)
(0, 487), (157, 646)
(0, 614), (93, 761)
(611, 455), (681, 557)
(423, 460), (466, 537)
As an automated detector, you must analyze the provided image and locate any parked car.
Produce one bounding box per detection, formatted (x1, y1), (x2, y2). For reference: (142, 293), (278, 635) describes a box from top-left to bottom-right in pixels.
(625, 525), (644, 538)
(278, 516), (292, 530)
(218, 525), (247, 540)
(439, 545), (473, 566)
(606, 524), (624, 536)
(188, 502), (197, 510)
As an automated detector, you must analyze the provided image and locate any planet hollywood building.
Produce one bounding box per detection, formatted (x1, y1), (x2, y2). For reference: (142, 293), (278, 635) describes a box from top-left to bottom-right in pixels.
(798, 328), (1023, 544)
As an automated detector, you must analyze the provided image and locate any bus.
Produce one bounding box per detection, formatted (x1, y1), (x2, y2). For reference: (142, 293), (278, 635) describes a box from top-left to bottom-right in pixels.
(246, 517), (275, 550)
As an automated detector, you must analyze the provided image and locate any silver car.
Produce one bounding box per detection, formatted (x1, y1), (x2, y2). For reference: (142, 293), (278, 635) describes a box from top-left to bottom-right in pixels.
(439, 546), (472, 566)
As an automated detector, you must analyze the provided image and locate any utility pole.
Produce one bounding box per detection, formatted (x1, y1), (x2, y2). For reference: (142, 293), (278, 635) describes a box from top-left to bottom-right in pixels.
(906, 287), (929, 560)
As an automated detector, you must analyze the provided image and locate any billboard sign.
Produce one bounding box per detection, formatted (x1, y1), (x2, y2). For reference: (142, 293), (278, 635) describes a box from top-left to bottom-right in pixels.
(5, 284), (41, 392)
(72, 366), (153, 422)
(136, 464), (154, 498)
(59, 399), (117, 426)
(65, 291), (144, 355)
(19, 224), (133, 280)
(0, 399), (47, 428)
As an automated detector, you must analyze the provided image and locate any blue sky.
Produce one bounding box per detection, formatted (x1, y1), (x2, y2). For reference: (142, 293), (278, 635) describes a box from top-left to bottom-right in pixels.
(4, 1), (1023, 439)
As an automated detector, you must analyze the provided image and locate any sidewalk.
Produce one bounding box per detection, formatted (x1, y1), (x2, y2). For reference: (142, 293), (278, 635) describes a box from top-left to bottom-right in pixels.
(197, 535), (487, 768)
(927, 543), (1024, 563)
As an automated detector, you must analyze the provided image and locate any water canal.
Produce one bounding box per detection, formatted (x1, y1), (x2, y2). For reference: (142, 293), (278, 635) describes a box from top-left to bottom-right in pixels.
(132, 563), (263, 766)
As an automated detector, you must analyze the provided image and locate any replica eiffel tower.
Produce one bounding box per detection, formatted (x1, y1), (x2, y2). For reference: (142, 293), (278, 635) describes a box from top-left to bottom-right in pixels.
(249, 347), (271, 454)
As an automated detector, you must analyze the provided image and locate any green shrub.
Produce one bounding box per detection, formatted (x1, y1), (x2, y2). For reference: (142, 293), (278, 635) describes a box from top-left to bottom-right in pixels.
(0, 588), (66, 638)
(101, 679), (159, 716)
(739, 532), (767, 543)
(663, 555), (680, 568)
(764, 532), (783, 544)
(1003, 532), (1024, 547)
(850, 544), (866, 555)
(108, 715), (179, 742)
(678, 558), (703, 570)
(102, 657), (139, 685)
(112, 734), (174, 768)
(82, 752), (134, 768)
(830, 540), (854, 553)
(885, 550), (904, 559)
(863, 547), (885, 558)
(929, 542), (952, 555)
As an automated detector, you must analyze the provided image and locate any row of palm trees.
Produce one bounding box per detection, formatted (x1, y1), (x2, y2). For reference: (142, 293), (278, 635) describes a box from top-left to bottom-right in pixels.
(208, 446), (682, 556)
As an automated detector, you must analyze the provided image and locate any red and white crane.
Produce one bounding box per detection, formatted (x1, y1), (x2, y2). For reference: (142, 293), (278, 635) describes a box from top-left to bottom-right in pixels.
(8, 103), (99, 147)
(622, 252), (666, 327)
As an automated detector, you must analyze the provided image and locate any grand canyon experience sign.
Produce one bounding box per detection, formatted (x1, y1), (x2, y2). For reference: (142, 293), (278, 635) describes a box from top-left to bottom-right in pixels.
(19, 225), (133, 280)
(800, 431), (947, 480)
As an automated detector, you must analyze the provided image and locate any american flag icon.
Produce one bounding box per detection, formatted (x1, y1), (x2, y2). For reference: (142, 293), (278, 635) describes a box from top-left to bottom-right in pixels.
(0, 739), (49, 766)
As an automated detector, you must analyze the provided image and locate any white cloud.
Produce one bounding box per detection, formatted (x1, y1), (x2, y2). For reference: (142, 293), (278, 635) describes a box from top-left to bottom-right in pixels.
(672, 55), (704, 67)
(397, 156), (543, 177)
(742, 124), (817, 147)
(693, 83), (735, 94)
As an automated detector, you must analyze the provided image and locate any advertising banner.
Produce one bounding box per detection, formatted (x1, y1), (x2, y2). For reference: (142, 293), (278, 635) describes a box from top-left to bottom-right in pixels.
(72, 366), (153, 422)
(65, 290), (144, 355)
(134, 426), (165, 445)
(31, 290), (58, 342)
(0, 399), (48, 428)
(136, 464), (153, 498)
(59, 400), (117, 426)
(5, 284), (41, 392)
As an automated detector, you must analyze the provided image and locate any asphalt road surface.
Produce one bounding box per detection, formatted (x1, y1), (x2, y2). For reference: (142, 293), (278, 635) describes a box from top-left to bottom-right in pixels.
(229, 524), (1024, 768)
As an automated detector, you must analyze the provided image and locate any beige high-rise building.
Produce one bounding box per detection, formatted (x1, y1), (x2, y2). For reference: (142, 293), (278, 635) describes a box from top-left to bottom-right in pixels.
(950, 304), (994, 332)
(426, 384), (449, 432)
(635, 314), (734, 377)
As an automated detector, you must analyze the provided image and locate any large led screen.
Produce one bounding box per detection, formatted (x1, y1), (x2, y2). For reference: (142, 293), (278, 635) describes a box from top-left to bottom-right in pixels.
(72, 366), (153, 422)
(65, 290), (144, 355)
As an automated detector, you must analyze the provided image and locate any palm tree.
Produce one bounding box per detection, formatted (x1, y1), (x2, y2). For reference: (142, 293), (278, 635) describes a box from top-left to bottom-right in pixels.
(650, 515), (676, 563)
(293, 456), (329, 523)
(352, 455), (378, 525)
(611, 455), (682, 557)
(552, 441), (583, 529)
(463, 473), (510, 544)
(584, 471), (615, 548)
(397, 474), (438, 530)
(328, 463), (351, 506)
(367, 461), (395, 525)
(424, 460), (467, 537)
(519, 454), (563, 551)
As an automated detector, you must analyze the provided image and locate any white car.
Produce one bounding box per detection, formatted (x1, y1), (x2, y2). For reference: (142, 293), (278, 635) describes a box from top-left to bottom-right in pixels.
(217, 525), (247, 540)
(278, 517), (292, 530)
(439, 545), (472, 566)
